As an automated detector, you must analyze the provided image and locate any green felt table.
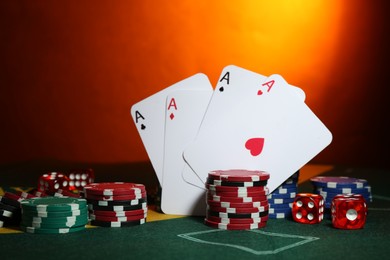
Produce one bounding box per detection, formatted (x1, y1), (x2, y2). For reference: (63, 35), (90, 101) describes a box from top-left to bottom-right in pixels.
(1, 161), (389, 260)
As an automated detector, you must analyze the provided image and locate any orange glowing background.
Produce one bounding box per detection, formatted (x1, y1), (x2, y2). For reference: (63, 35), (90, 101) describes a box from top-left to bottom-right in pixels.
(0, 0), (388, 167)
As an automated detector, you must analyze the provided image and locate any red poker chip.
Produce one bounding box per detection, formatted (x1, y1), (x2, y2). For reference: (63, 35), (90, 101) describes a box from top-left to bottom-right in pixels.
(206, 178), (268, 187)
(54, 189), (82, 198)
(205, 184), (267, 193)
(204, 218), (267, 230)
(207, 204), (269, 214)
(15, 191), (36, 199)
(206, 215), (269, 224)
(84, 192), (147, 201)
(208, 170), (270, 182)
(84, 182), (146, 196)
(89, 213), (147, 222)
(3, 192), (26, 202)
(90, 208), (147, 217)
(206, 189), (266, 197)
(207, 194), (267, 203)
(207, 199), (268, 208)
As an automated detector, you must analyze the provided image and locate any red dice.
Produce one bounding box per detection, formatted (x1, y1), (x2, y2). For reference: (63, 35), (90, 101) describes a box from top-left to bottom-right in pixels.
(331, 193), (367, 229)
(68, 168), (95, 191)
(38, 172), (71, 194)
(292, 193), (324, 224)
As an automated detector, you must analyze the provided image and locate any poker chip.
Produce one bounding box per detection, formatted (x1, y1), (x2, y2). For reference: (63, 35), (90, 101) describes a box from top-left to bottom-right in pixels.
(21, 225), (86, 234)
(89, 218), (145, 227)
(206, 215), (269, 224)
(84, 182), (146, 196)
(207, 209), (268, 219)
(90, 207), (147, 217)
(21, 197), (87, 212)
(205, 184), (267, 193)
(89, 213), (147, 222)
(268, 212), (289, 219)
(267, 171), (299, 219)
(267, 197), (295, 205)
(0, 195), (22, 209)
(315, 185), (371, 195)
(310, 176), (368, 189)
(206, 189), (267, 198)
(208, 170), (270, 182)
(20, 197), (88, 234)
(87, 198), (147, 207)
(22, 208), (87, 218)
(311, 176), (372, 209)
(204, 218), (267, 230)
(269, 207), (292, 215)
(206, 199), (268, 208)
(267, 192), (296, 199)
(207, 194), (267, 203)
(84, 192), (146, 201)
(206, 179), (268, 187)
(207, 204), (269, 214)
(88, 202), (147, 212)
(204, 169), (270, 229)
(84, 182), (148, 228)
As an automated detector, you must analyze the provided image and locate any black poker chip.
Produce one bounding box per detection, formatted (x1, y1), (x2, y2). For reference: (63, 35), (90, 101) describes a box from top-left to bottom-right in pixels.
(88, 202), (147, 212)
(89, 218), (146, 227)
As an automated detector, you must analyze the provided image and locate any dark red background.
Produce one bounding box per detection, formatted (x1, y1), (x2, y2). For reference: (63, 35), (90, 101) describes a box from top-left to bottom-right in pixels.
(1, 1), (389, 168)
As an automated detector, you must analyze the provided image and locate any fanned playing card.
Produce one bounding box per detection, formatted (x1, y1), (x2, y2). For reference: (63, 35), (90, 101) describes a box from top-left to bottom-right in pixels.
(182, 65), (307, 188)
(161, 89), (212, 215)
(183, 74), (332, 193)
(130, 73), (213, 185)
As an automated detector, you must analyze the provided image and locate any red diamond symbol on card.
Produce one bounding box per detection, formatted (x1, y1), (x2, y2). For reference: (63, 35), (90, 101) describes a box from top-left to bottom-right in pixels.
(170, 113), (174, 120)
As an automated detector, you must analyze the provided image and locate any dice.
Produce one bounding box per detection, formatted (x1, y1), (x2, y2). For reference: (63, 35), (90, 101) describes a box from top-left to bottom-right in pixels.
(68, 168), (95, 191)
(292, 193), (324, 224)
(38, 172), (71, 194)
(331, 193), (367, 229)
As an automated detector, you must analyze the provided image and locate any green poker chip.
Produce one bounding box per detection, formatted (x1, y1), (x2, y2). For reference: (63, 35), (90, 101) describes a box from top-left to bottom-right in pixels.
(21, 212), (88, 224)
(21, 224), (86, 234)
(22, 207), (87, 218)
(21, 197), (87, 212)
(21, 217), (88, 229)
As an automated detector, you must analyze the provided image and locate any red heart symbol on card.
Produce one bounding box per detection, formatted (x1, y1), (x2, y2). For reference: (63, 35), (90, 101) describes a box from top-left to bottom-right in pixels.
(245, 138), (265, 156)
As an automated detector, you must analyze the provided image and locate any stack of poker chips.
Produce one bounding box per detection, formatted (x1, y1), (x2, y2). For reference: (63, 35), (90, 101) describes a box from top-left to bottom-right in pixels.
(0, 192), (24, 227)
(310, 176), (372, 209)
(204, 170), (270, 230)
(83, 182), (147, 228)
(20, 197), (88, 234)
(267, 171), (299, 219)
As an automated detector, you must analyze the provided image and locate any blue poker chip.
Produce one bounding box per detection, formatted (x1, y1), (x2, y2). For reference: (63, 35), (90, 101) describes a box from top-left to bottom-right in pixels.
(314, 185), (371, 195)
(320, 193), (372, 204)
(315, 189), (371, 199)
(270, 186), (297, 195)
(267, 192), (296, 199)
(268, 197), (295, 205)
(269, 207), (292, 215)
(269, 202), (293, 209)
(310, 176), (368, 189)
(268, 212), (292, 219)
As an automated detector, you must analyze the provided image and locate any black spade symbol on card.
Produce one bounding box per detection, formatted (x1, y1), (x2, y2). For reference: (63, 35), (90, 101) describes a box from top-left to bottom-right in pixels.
(141, 124), (146, 130)
(219, 87), (224, 92)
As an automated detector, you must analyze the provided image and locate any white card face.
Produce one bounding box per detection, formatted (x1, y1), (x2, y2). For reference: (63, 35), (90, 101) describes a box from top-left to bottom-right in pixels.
(130, 73), (212, 185)
(183, 74), (332, 192)
(182, 65), (306, 188)
(161, 89), (213, 216)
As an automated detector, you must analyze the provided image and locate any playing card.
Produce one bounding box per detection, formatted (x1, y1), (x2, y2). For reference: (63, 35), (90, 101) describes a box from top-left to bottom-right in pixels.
(161, 89), (213, 215)
(183, 74), (332, 193)
(182, 65), (306, 188)
(130, 73), (213, 185)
